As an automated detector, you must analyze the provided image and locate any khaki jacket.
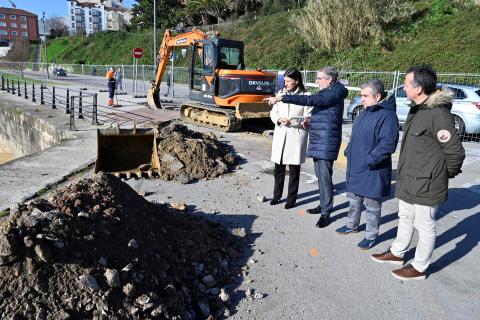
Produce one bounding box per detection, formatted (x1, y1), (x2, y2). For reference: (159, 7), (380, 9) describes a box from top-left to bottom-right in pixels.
(395, 89), (465, 206)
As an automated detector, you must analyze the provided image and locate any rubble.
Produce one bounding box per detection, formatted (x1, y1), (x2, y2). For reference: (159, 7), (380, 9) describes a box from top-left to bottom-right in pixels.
(0, 173), (245, 319)
(155, 122), (236, 183)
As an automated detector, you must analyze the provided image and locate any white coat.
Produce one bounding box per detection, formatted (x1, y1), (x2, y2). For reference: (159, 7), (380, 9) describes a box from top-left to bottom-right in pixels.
(270, 88), (312, 165)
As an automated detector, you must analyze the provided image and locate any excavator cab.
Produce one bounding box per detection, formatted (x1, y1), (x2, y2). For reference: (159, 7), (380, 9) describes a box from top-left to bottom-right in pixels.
(189, 38), (246, 104)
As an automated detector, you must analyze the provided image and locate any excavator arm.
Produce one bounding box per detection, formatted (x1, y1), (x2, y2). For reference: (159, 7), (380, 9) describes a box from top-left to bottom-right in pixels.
(148, 28), (207, 108)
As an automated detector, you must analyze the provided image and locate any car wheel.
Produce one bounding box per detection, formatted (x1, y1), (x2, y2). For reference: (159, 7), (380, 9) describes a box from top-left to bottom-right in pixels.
(453, 115), (465, 137)
(352, 106), (363, 121)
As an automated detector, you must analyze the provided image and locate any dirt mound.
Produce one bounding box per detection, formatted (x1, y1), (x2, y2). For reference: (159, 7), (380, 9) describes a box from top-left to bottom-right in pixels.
(155, 122), (235, 183)
(0, 173), (243, 319)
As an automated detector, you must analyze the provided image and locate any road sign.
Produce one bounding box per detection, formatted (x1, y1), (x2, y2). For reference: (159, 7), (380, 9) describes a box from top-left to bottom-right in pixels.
(132, 47), (144, 59)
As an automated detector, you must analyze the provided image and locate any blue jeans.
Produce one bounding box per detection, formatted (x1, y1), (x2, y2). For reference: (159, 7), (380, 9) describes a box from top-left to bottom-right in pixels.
(313, 159), (334, 216)
(346, 193), (382, 240)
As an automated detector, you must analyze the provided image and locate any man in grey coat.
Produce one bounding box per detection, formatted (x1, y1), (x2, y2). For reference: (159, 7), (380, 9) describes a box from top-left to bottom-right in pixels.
(371, 66), (465, 280)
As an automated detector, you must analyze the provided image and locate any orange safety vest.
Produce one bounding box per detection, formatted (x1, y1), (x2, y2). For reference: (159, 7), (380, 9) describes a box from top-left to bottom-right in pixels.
(106, 70), (115, 80)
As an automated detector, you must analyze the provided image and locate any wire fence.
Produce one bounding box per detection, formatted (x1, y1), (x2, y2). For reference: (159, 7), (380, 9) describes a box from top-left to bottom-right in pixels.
(0, 61), (479, 142)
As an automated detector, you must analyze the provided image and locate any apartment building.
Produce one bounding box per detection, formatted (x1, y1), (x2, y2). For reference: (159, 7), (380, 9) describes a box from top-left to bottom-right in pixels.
(0, 7), (39, 42)
(67, 0), (131, 35)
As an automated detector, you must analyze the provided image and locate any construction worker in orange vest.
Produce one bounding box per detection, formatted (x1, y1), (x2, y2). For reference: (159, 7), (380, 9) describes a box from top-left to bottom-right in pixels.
(106, 67), (116, 106)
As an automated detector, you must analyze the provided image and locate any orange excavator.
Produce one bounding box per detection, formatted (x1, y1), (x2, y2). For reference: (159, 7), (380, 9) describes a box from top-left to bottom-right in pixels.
(147, 28), (276, 131)
(95, 28), (276, 177)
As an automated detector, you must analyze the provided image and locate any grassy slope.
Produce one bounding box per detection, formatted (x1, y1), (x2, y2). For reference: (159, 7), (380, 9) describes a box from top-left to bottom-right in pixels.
(46, 30), (157, 65)
(45, 6), (480, 72)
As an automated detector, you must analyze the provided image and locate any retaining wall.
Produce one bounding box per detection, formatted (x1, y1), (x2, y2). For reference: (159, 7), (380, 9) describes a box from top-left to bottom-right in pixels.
(0, 99), (70, 160)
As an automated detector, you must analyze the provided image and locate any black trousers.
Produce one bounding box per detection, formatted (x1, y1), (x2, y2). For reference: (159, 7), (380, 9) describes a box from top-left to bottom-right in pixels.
(273, 163), (301, 204)
(108, 80), (116, 99)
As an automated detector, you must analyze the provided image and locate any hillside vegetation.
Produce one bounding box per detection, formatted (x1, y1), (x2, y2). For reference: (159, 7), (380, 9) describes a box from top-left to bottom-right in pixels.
(44, 3), (480, 72)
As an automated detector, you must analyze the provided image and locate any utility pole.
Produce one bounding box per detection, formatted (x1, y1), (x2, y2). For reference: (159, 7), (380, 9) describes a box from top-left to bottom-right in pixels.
(153, 0), (157, 69)
(41, 12), (49, 79)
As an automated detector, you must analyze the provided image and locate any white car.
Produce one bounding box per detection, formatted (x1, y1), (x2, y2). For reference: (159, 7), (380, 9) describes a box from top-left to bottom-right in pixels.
(347, 83), (480, 136)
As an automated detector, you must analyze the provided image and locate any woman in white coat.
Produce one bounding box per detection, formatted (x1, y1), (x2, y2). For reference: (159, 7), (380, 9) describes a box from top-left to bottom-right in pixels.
(270, 68), (312, 209)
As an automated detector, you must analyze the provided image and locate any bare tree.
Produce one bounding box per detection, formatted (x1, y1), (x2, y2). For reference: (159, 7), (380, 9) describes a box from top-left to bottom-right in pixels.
(5, 38), (30, 78)
(46, 16), (68, 38)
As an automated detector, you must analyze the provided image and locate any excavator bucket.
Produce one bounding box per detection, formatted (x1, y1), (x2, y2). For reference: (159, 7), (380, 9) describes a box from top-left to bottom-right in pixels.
(94, 128), (160, 178)
(235, 102), (272, 120)
(147, 88), (162, 109)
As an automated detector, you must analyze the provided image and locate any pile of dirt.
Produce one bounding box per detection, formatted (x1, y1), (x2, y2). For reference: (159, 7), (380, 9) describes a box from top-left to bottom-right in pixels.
(0, 173), (244, 319)
(155, 122), (235, 183)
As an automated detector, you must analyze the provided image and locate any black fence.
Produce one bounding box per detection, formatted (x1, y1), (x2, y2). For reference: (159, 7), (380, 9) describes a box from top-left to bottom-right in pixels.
(0, 74), (154, 130)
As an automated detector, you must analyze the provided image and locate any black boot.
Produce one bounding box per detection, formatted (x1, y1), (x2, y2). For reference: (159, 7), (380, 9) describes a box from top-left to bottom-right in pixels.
(270, 198), (280, 205)
(284, 200), (296, 209)
(315, 214), (331, 228)
(307, 205), (322, 214)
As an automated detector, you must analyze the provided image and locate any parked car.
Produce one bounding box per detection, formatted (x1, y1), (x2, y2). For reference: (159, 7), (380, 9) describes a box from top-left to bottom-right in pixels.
(53, 67), (67, 77)
(347, 83), (480, 136)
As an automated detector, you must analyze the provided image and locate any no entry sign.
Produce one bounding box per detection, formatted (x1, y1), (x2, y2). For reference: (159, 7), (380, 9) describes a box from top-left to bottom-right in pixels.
(132, 47), (144, 59)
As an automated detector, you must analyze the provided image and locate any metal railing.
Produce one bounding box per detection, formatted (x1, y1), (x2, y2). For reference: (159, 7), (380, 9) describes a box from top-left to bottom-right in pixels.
(0, 73), (154, 130)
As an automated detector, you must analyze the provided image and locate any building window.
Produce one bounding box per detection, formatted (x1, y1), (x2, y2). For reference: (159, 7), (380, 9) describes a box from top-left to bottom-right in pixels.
(0, 14), (5, 19)
(20, 16), (26, 21)
(72, 23), (75, 28)
(71, 16), (74, 21)
(0, 21), (6, 27)
(10, 15), (16, 19)
(11, 23), (17, 28)
(21, 24), (27, 29)
(71, 9), (74, 14)
(22, 32), (27, 37)
(12, 31), (17, 36)
(0, 30), (7, 35)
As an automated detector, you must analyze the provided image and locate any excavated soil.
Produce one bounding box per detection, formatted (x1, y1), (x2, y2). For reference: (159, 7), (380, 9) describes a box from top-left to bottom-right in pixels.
(0, 173), (244, 319)
(155, 123), (235, 183)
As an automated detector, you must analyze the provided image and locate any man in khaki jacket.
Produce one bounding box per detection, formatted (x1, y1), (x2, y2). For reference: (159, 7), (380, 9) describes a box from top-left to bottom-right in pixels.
(371, 66), (465, 280)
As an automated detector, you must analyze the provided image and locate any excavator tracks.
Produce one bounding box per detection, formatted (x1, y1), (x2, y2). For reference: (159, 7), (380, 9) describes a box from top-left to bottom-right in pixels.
(180, 103), (242, 132)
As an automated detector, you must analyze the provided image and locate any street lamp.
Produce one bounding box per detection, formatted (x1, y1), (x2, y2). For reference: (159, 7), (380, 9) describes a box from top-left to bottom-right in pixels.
(41, 11), (49, 79)
(153, 0), (156, 69)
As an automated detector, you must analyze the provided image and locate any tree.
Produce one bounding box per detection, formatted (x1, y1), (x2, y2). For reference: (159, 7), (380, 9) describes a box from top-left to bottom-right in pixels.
(130, 0), (183, 30)
(227, 0), (263, 16)
(45, 16), (68, 39)
(5, 38), (30, 78)
(183, 0), (230, 25)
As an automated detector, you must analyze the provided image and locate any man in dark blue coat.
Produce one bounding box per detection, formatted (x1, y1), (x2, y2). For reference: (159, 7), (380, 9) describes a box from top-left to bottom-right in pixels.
(265, 66), (348, 228)
(336, 79), (399, 249)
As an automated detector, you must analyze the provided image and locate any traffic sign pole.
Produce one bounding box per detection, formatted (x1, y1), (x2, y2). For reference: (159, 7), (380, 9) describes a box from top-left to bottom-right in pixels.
(131, 48), (144, 96)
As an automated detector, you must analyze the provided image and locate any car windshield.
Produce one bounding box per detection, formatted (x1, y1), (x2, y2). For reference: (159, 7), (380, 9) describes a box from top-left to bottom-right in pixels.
(475, 89), (480, 98)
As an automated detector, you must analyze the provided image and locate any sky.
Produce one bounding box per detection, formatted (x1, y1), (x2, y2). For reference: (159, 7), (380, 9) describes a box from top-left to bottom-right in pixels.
(0, 0), (136, 18)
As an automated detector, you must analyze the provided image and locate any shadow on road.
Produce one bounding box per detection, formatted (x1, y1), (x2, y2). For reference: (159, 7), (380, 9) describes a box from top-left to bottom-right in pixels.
(429, 186), (480, 274)
(371, 186), (480, 273)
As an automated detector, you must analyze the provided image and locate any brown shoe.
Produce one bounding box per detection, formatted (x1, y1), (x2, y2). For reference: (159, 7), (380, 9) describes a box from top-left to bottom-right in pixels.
(371, 249), (404, 266)
(391, 264), (426, 281)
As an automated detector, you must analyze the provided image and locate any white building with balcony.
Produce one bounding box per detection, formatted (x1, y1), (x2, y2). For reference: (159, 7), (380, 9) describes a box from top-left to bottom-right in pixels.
(67, 0), (131, 35)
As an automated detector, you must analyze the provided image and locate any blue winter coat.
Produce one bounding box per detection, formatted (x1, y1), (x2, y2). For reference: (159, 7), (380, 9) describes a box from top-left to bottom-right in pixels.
(345, 95), (399, 199)
(282, 82), (348, 160)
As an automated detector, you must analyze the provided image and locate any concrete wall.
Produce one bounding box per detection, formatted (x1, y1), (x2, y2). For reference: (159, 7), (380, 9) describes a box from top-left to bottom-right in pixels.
(0, 99), (70, 159)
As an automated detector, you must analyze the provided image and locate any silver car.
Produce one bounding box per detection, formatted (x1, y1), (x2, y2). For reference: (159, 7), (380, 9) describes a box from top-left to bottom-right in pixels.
(347, 83), (480, 136)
